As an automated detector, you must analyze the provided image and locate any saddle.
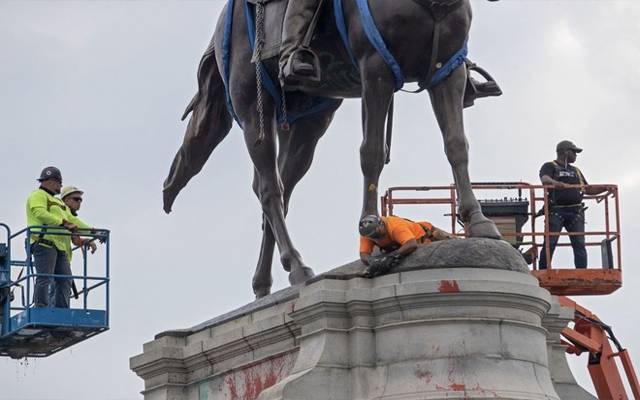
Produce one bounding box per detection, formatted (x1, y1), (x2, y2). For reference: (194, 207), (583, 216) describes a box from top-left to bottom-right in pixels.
(245, 0), (291, 62)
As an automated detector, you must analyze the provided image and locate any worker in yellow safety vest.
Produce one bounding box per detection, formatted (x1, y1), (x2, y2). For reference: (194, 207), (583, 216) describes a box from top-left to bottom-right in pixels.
(26, 167), (92, 308)
(359, 215), (455, 277)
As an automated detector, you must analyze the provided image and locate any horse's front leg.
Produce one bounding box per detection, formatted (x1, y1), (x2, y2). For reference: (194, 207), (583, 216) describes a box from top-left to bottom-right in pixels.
(428, 65), (501, 239)
(360, 60), (395, 217)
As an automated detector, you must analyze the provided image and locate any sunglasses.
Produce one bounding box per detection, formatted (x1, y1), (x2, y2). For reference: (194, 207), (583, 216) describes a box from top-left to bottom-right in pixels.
(70, 197), (83, 202)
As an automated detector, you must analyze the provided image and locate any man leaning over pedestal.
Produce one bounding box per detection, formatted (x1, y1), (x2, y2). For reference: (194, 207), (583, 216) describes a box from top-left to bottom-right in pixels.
(26, 167), (93, 308)
(359, 215), (455, 277)
(538, 141), (609, 269)
(278, 0), (502, 105)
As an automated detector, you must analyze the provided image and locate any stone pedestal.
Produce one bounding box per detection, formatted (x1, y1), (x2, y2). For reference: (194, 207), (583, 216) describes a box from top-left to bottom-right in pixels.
(130, 239), (594, 399)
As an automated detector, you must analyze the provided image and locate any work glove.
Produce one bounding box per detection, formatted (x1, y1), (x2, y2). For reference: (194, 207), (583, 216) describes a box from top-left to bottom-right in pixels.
(364, 254), (402, 278)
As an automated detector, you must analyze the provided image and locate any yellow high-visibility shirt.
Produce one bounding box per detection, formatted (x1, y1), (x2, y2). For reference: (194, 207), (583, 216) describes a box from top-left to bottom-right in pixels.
(26, 188), (91, 260)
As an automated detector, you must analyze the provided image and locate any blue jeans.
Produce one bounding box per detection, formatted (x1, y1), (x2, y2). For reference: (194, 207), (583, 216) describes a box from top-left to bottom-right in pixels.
(31, 243), (71, 308)
(539, 207), (587, 269)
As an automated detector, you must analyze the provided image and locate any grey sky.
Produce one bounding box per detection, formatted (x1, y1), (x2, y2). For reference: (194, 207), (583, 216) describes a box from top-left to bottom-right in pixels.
(1, 0), (639, 398)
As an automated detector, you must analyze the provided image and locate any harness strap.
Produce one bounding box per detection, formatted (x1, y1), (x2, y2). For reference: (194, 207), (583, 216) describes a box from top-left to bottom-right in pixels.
(385, 96), (394, 164)
(333, 0), (358, 68)
(346, 0), (466, 93)
(301, 0), (327, 48)
(427, 22), (442, 87)
(425, 41), (467, 88)
(34, 238), (55, 248)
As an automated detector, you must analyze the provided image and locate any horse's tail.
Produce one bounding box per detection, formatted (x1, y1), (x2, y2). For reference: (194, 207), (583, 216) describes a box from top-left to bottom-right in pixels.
(163, 38), (233, 213)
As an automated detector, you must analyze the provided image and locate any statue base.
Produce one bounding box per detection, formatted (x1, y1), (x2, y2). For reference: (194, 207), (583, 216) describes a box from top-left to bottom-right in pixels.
(130, 239), (594, 399)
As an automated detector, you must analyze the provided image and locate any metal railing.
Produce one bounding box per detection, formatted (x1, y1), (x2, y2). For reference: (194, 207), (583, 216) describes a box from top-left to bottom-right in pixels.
(380, 183), (621, 271)
(0, 223), (110, 337)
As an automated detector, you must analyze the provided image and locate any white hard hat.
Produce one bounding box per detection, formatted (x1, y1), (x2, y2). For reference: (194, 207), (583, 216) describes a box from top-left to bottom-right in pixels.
(60, 186), (83, 200)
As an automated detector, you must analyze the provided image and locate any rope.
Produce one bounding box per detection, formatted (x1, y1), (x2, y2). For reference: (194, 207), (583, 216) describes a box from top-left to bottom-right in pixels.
(280, 85), (290, 131)
(255, 0), (266, 143)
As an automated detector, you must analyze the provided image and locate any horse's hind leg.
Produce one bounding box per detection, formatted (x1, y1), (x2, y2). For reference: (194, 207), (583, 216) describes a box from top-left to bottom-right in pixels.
(428, 65), (501, 239)
(252, 101), (342, 297)
(242, 113), (315, 288)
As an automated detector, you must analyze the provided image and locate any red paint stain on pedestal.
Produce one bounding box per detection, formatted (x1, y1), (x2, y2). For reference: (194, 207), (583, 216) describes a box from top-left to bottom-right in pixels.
(223, 353), (295, 400)
(435, 383), (466, 392)
(438, 280), (460, 293)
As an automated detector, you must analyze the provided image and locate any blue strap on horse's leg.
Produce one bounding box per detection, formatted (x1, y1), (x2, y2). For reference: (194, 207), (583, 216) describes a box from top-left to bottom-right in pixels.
(427, 41), (468, 88)
(222, 0), (242, 126)
(333, 0), (358, 69)
(355, 0), (405, 91)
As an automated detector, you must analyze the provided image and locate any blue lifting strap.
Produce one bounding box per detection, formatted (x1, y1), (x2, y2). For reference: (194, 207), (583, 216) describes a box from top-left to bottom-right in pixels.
(336, 0), (468, 91)
(354, 0), (405, 91)
(222, 0), (242, 126)
(333, 0), (359, 69)
(427, 41), (468, 88)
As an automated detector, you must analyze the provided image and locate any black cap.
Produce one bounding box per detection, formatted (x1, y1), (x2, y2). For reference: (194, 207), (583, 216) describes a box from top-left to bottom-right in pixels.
(556, 140), (583, 153)
(38, 166), (62, 182)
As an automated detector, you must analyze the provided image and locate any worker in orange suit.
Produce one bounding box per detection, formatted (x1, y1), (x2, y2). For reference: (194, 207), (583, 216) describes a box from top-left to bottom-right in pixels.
(359, 215), (454, 277)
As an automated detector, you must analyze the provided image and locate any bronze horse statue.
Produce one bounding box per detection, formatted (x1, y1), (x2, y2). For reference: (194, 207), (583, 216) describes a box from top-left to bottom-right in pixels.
(163, 0), (502, 297)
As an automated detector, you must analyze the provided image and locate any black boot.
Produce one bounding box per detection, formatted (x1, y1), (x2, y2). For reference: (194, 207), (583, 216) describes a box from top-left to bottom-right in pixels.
(279, 0), (322, 87)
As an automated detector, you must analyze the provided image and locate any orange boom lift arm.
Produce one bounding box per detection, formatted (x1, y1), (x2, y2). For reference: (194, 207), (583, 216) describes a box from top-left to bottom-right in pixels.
(559, 296), (640, 399)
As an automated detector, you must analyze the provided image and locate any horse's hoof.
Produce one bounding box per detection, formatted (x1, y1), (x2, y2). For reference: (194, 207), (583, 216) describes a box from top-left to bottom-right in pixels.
(254, 286), (271, 299)
(288, 266), (315, 286)
(467, 217), (502, 240)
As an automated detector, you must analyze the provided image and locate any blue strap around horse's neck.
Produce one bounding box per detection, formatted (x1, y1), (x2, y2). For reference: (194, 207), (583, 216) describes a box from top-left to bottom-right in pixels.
(222, 0), (241, 126)
(354, 0), (405, 91)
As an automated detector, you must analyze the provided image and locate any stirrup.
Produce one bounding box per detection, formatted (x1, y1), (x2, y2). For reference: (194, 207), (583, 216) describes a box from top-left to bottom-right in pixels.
(463, 62), (503, 108)
(282, 47), (321, 87)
